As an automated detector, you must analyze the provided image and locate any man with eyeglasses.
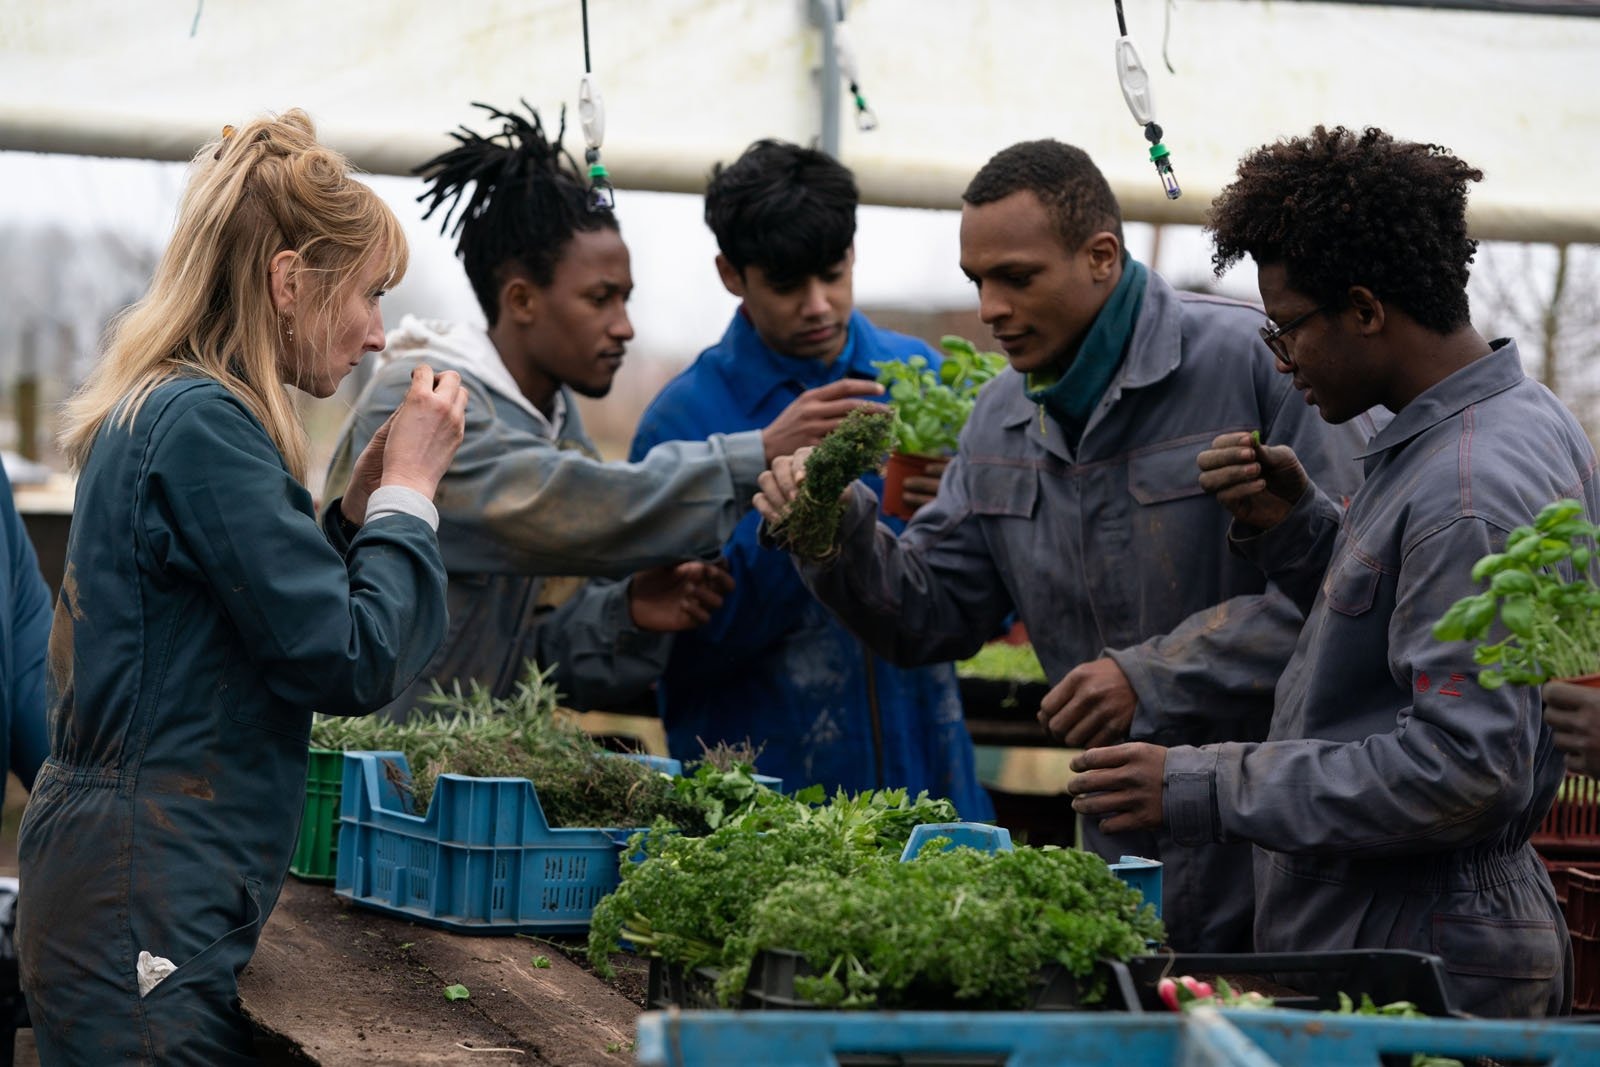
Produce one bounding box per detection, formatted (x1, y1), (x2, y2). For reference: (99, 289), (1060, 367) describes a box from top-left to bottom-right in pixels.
(1071, 125), (1587, 1016)
(752, 138), (1375, 953)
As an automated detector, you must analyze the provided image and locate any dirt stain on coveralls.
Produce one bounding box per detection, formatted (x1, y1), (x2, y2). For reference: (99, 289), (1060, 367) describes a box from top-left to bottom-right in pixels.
(48, 566), (83, 692)
(143, 798), (176, 832)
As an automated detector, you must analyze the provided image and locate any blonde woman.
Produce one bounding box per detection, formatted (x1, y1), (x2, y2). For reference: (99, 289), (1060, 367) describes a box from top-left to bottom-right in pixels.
(18, 111), (466, 1062)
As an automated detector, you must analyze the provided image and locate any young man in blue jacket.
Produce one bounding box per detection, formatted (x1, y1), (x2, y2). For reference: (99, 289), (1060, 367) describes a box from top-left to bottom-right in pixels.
(754, 140), (1374, 951)
(630, 141), (991, 817)
(1080, 125), (1585, 1015)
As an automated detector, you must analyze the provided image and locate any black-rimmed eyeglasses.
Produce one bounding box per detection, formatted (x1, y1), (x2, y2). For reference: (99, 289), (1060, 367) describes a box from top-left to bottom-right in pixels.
(1259, 306), (1327, 363)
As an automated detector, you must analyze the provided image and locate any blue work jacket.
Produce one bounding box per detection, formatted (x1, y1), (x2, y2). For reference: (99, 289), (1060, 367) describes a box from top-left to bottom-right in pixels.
(1166, 341), (1589, 1017)
(795, 273), (1375, 951)
(631, 309), (992, 818)
(18, 379), (448, 1063)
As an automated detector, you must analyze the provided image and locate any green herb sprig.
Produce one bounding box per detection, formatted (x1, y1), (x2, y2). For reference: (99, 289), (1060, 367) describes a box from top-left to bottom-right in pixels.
(312, 662), (781, 830)
(1432, 498), (1600, 688)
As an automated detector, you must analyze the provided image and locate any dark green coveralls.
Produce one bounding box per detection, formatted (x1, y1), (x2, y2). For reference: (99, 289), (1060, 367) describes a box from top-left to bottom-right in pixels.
(18, 379), (447, 1063)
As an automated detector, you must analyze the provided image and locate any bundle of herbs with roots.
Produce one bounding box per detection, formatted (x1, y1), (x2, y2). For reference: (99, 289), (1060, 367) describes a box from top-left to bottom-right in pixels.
(767, 407), (894, 563)
(311, 663), (775, 832)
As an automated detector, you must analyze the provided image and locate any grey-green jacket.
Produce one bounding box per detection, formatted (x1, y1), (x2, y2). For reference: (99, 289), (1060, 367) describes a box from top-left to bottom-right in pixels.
(325, 316), (767, 718)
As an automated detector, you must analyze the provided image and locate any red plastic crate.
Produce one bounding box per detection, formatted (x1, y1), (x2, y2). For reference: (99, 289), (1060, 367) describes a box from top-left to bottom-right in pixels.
(1543, 859), (1600, 908)
(1569, 868), (1600, 1012)
(1535, 773), (1600, 851)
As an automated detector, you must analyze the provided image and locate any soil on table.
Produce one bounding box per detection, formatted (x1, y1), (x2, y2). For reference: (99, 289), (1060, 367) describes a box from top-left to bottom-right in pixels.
(241, 879), (645, 1065)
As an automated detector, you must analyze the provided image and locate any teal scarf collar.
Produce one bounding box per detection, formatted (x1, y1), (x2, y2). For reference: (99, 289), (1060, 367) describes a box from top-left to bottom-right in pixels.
(1024, 254), (1147, 446)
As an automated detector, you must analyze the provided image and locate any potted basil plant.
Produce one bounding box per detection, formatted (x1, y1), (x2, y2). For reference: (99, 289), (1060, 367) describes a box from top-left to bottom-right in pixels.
(1431, 498), (1600, 689)
(874, 335), (1007, 520)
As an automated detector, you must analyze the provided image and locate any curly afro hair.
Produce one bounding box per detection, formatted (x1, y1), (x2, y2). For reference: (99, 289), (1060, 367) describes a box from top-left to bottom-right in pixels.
(1208, 126), (1483, 334)
(963, 139), (1123, 251)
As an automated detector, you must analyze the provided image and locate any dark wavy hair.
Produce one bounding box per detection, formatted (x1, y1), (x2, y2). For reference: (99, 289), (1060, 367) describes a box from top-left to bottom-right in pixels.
(415, 101), (618, 326)
(1209, 125), (1483, 334)
(704, 140), (857, 287)
(962, 139), (1124, 250)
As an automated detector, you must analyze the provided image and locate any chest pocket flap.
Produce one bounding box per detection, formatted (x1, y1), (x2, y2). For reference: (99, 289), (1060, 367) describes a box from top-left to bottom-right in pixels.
(1321, 551), (1381, 617)
(968, 463), (1038, 518)
(1128, 438), (1210, 505)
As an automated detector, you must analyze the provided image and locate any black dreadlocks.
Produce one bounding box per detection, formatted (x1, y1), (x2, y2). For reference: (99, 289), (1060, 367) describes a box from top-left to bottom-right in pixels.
(415, 101), (618, 326)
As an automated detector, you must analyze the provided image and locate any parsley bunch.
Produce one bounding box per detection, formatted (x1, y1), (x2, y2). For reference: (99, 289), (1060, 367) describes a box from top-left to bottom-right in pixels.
(722, 845), (1163, 1010)
(585, 787), (957, 984)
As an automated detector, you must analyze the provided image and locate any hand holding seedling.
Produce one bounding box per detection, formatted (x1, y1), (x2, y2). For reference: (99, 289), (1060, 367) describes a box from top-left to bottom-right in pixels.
(383, 363), (469, 498)
(628, 559), (736, 631)
(339, 365), (467, 524)
(1196, 430), (1309, 531)
(754, 447), (813, 529)
(759, 409), (894, 561)
(1067, 742), (1167, 833)
(1038, 657), (1136, 748)
(898, 459), (948, 513)
(1542, 680), (1600, 777)
(761, 379), (886, 465)
(340, 409), (398, 525)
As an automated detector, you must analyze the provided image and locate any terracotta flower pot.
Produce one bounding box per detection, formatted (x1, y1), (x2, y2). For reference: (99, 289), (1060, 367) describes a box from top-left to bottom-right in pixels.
(881, 451), (942, 521)
(1558, 673), (1600, 689)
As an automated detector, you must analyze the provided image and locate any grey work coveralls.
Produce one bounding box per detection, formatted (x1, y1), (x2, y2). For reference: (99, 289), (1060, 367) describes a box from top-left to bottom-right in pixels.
(19, 380), (448, 1062)
(326, 351), (767, 718)
(1165, 341), (1586, 1017)
(798, 271), (1373, 951)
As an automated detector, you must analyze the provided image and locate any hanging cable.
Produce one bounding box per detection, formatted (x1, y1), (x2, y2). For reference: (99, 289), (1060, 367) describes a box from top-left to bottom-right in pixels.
(1162, 0), (1178, 75)
(832, 1), (877, 132)
(1112, 0), (1180, 200)
(578, 0), (614, 211)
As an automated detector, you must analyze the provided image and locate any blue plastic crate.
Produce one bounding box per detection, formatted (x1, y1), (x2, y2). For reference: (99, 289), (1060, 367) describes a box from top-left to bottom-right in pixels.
(1109, 854), (1163, 918)
(634, 1009), (1264, 1066)
(897, 828), (1163, 919)
(1231, 1009), (1600, 1066)
(334, 750), (686, 934)
(634, 1007), (1600, 1066)
(899, 821), (1014, 859)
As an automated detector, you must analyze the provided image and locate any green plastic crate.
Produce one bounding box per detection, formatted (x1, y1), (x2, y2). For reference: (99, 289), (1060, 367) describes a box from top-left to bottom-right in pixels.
(289, 747), (345, 882)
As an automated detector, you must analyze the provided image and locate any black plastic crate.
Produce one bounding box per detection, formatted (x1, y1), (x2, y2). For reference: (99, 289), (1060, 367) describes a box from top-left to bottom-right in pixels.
(1121, 950), (1459, 1017)
(648, 951), (1141, 1012)
(646, 958), (723, 1010)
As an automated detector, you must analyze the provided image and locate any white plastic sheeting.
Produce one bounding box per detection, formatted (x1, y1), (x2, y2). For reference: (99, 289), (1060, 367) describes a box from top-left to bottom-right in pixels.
(1, 0), (1597, 240)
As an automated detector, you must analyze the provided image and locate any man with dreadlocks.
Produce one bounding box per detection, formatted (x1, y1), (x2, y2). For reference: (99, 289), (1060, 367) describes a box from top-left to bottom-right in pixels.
(1071, 125), (1588, 1015)
(753, 138), (1376, 954)
(628, 140), (991, 816)
(325, 104), (883, 719)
